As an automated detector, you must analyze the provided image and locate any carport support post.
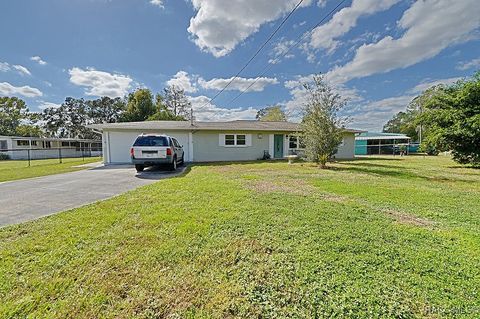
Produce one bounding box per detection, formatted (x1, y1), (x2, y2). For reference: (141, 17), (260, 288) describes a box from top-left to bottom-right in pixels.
(59, 148), (62, 164)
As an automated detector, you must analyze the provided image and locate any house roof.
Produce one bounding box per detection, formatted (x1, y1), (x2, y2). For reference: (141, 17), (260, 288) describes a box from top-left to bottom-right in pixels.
(89, 120), (363, 133)
(356, 132), (411, 140)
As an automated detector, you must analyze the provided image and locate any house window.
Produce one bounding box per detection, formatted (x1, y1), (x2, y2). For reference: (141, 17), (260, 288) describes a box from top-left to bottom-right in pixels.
(31, 141), (37, 146)
(62, 141), (70, 147)
(289, 135), (298, 149)
(0, 140), (7, 150)
(288, 135), (304, 150)
(43, 141), (51, 149)
(236, 134), (246, 145)
(16, 140), (29, 146)
(221, 134), (250, 147)
(225, 135), (235, 145)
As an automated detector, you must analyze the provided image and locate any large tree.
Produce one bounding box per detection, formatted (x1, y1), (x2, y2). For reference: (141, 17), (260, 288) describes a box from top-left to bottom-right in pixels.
(87, 96), (126, 124)
(301, 75), (348, 168)
(41, 97), (97, 139)
(121, 89), (157, 122)
(0, 97), (42, 137)
(256, 105), (287, 121)
(418, 73), (480, 166)
(163, 85), (190, 120)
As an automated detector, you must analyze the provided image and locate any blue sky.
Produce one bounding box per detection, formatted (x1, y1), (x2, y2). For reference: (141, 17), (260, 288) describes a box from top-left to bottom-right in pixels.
(1, 0), (479, 130)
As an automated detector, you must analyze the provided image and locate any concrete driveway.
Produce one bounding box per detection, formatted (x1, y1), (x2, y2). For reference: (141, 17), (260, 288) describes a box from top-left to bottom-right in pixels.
(0, 164), (187, 227)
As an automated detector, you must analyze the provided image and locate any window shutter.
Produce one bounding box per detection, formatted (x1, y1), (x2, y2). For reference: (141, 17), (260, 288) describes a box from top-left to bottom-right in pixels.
(219, 134), (225, 146)
(246, 134), (252, 147)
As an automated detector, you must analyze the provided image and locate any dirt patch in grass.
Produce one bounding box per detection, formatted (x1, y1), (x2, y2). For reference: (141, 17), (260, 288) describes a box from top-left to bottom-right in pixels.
(314, 193), (348, 203)
(383, 208), (435, 228)
(247, 179), (314, 196)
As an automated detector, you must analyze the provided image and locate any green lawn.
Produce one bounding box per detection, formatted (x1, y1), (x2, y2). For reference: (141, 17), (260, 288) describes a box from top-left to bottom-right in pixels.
(0, 157), (102, 182)
(1, 156), (479, 318)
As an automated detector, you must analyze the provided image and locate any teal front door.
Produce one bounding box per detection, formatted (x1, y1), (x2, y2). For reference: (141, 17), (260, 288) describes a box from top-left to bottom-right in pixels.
(274, 134), (284, 158)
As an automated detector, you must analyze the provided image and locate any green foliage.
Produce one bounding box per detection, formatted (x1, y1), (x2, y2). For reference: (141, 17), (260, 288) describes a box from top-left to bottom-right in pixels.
(256, 105), (287, 121)
(418, 72), (480, 166)
(301, 75), (348, 168)
(383, 111), (418, 140)
(0, 154), (10, 160)
(147, 93), (186, 121)
(41, 97), (96, 139)
(87, 96), (126, 123)
(0, 97), (40, 137)
(121, 88), (157, 122)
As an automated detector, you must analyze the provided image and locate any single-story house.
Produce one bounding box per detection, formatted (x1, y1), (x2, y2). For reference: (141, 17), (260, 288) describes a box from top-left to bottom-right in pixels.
(90, 120), (362, 164)
(0, 135), (102, 160)
(355, 132), (412, 155)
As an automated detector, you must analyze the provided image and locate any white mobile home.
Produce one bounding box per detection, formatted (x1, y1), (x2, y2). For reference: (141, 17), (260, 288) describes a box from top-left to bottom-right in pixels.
(90, 120), (362, 164)
(0, 136), (102, 160)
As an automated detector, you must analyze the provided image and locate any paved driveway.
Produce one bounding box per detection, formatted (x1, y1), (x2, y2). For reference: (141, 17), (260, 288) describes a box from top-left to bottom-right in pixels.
(0, 165), (186, 227)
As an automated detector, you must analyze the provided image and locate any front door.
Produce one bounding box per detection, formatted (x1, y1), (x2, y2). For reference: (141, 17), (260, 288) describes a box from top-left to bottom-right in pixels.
(274, 134), (284, 158)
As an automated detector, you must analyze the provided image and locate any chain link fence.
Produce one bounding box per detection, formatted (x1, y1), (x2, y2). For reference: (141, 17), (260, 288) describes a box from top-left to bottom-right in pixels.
(0, 147), (103, 167)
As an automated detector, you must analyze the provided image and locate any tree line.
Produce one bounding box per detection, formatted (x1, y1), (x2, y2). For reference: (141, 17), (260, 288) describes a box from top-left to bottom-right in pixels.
(383, 71), (480, 166)
(0, 85), (192, 140)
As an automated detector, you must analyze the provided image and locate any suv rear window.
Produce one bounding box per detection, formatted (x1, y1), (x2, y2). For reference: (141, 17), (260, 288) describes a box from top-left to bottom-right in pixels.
(133, 136), (169, 147)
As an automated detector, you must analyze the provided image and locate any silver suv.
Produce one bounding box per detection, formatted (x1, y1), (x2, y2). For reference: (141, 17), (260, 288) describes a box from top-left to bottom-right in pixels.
(130, 134), (184, 172)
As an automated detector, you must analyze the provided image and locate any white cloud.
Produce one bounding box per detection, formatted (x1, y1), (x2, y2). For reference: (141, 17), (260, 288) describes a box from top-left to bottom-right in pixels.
(310, 0), (400, 53)
(166, 71), (198, 93)
(283, 75), (363, 119)
(150, 0), (164, 8)
(68, 67), (133, 98)
(30, 56), (47, 65)
(0, 62), (10, 72)
(38, 101), (61, 110)
(199, 76), (278, 92)
(12, 65), (31, 76)
(0, 82), (43, 98)
(268, 39), (295, 64)
(187, 0), (312, 57)
(408, 77), (463, 94)
(327, 0), (480, 84)
(189, 95), (258, 121)
(346, 76), (467, 131)
(456, 57), (480, 71)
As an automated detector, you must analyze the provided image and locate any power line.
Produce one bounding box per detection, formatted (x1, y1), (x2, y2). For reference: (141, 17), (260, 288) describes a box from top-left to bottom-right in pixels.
(198, 0), (305, 109)
(228, 0), (347, 104)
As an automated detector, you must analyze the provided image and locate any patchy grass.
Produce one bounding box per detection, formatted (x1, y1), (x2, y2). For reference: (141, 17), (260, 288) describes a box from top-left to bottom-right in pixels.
(0, 157), (101, 182)
(1, 156), (479, 318)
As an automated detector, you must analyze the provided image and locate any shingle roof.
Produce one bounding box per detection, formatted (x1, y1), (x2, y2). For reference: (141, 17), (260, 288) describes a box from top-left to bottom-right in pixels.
(89, 120), (363, 133)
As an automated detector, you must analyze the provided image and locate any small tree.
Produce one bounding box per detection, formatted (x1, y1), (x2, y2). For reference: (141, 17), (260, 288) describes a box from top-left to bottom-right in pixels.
(301, 75), (348, 168)
(256, 105), (287, 121)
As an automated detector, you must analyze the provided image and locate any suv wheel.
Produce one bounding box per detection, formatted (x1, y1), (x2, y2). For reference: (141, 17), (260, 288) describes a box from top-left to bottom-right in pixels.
(170, 156), (177, 171)
(180, 154), (185, 166)
(135, 164), (145, 172)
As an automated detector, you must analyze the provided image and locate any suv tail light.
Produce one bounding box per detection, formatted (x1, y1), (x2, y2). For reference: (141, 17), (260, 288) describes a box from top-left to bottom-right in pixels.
(166, 148), (172, 156)
(130, 147), (134, 158)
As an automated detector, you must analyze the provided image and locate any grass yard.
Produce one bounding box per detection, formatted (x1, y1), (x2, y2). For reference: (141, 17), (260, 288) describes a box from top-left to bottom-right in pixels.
(0, 157), (102, 182)
(1, 156), (479, 318)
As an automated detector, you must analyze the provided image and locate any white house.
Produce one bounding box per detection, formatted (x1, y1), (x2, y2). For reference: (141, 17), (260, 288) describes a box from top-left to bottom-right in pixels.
(0, 136), (102, 160)
(90, 120), (362, 164)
